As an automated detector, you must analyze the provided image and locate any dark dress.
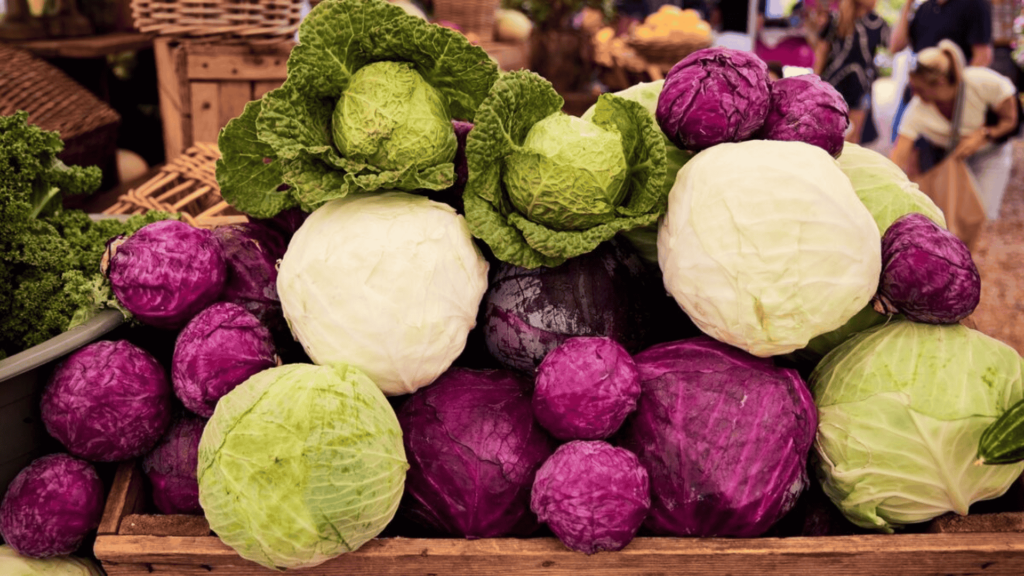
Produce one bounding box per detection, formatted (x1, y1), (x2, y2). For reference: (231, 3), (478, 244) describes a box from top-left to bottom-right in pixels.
(821, 13), (890, 142)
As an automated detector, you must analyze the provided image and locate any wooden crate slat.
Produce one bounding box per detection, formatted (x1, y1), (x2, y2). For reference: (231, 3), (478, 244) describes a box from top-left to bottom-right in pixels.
(186, 50), (289, 81)
(252, 80), (282, 100)
(217, 81), (253, 128)
(154, 37), (187, 160)
(190, 81), (222, 146)
(97, 462), (146, 536)
(93, 532), (1024, 575)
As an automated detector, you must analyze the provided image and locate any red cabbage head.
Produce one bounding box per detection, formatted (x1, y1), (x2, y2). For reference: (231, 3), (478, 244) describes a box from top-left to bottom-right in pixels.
(42, 340), (173, 462)
(141, 414), (206, 515)
(758, 74), (849, 157)
(531, 441), (650, 554)
(398, 368), (555, 538)
(172, 302), (278, 418)
(213, 223), (288, 332)
(0, 454), (104, 558)
(106, 220), (226, 329)
(620, 337), (817, 537)
(656, 47), (771, 151)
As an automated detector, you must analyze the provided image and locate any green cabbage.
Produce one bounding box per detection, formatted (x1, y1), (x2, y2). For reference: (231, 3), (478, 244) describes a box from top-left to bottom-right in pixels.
(197, 363), (408, 569)
(0, 546), (103, 576)
(215, 0), (499, 218)
(811, 321), (1024, 532)
(463, 71), (668, 268)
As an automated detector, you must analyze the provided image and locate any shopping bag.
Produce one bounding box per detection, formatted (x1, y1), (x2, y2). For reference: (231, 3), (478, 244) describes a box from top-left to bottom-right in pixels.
(910, 156), (987, 249)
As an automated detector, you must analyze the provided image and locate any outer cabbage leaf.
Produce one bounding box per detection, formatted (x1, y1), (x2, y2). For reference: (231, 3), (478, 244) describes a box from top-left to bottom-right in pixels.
(219, 0), (498, 218)
(216, 100), (296, 218)
(811, 321), (1024, 532)
(464, 71), (668, 268)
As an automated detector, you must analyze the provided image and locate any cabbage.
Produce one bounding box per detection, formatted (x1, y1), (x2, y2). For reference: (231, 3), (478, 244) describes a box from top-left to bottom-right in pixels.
(213, 222), (288, 333)
(811, 321), (1024, 532)
(41, 340), (173, 462)
(0, 455), (104, 558)
(277, 192), (489, 395)
(0, 545), (103, 575)
(657, 140), (881, 357)
(463, 71), (668, 268)
(141, 414), (205, 515)
(198, 363), (407, 569)
(531, 441), (650, 554)
(757, 74), (849, 157)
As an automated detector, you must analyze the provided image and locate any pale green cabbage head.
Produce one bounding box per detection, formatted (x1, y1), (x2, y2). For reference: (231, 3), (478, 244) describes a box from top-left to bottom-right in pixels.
(505, 114), (628, 231)
(277, 192), (489, 395)
(198, 363), (408, 570)
(812, 321), (1024, 532)
(657, 140), (881, 357)
(332, 61), (457, 172)
(0, 545), (103, 576)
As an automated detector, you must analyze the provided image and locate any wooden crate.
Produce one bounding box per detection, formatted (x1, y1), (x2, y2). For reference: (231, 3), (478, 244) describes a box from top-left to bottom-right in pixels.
(154, 37), (292, 160)
(93, 461), (1024, 575)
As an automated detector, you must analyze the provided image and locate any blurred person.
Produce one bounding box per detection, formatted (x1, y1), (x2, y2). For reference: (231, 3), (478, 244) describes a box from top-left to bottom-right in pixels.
(890, 40), (1019, 220)
(890, 0), (993, 67)
(989, 0), (1023, 89)
(808, 0), (890, 144)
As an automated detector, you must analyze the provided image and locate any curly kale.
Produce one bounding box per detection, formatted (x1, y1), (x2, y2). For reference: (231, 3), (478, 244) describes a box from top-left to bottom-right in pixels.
(0, 111), (173, 360)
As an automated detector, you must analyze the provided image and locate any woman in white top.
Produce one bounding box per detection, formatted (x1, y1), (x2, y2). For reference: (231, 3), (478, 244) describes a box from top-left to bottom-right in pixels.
(890, 40), (1019, 220)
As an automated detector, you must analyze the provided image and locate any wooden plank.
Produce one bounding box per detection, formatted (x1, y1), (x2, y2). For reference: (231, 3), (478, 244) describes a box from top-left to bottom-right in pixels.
(16, 32), (156, 59)
(97, 462), (145, 536)
(153, 37), (186, 161)
(217, 82), (253, 130)
(190, 82), (222, 147)
(252, 80), (283, 100)
(186, 47), (291, 81)
(93, 533), (1024, 575)
(119, 514), (211, 537)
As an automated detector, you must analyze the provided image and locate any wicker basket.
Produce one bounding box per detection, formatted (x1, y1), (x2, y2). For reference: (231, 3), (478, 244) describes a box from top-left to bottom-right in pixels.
(626, 34), (712, 68)
(0, 43), (120, 170)
(433, 0), (500, 40)
(131, 0), (303, 41)
(102, 142), (248, 228)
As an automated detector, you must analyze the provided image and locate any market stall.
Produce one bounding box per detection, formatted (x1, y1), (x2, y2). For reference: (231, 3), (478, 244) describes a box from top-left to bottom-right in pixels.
(2, 0), (1024, 574)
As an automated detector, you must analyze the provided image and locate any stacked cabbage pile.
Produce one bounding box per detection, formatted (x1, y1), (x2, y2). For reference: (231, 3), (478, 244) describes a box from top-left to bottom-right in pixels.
(4, 1), (1024, 570)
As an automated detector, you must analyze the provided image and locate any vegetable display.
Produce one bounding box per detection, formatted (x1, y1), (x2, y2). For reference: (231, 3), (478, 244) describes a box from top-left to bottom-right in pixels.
(658, 140), (881, 357)
(0, 454), (104, 558)
(215, 0), (499, 218)
(463, 71), (668, 268)
(198, 363), (408, 569)
(277, 192), (489, 395)
(812, 321), (1024, 532)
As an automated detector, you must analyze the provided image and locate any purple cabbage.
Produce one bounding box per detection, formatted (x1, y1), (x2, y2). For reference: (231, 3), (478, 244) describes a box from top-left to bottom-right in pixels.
(873, 213), (981, 323)
(531, 441), (650, 554)
(42, 340), (173, 462)
(253, 207), (309, 240)
(758, 74), (850, 157)
(212, 223), (288, 332)
(106, 220), (227, 330)
(141, 414), (206, 515)
(483, 240), (656, 373)
(398, 368), (556, 538)
(426, 120), (473, 213)
(656, 47), (771, 151)
(172, 302), (278, 418)
(532, 337), (640, 440)
(620, 337), (817, 537)
(0, 454), (104, 558)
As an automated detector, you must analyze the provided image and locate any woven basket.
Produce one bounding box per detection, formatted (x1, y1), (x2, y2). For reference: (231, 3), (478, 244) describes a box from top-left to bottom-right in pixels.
(433, 0), (499, 40)
(0, 43), (120, 170)
(131, 0), (303, 41)
(627, 34), (712, 67)
(102, 142), (248, 228)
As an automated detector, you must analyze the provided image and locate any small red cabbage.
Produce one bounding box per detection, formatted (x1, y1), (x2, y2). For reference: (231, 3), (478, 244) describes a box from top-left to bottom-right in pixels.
(656, 47), (771, 151)
(253, 207), (309, 240)
(533, 337), (640, 440)
(398, 368), (555, 538)
(427, 120), (473, 213)
(42, 340), (173, 462)
(483, 240), (656, 373)
(873, 212), (981, 324)
(531, 441), (650, 554)
(758, 74), (849, 157)
(172, 302), (278, 418)
(620, 337), (817, 537)
(212, 223), (288, 332)
(141, 414), (206, 515)
(0, 454), (104, 558)
(106, 220), (226, 330)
